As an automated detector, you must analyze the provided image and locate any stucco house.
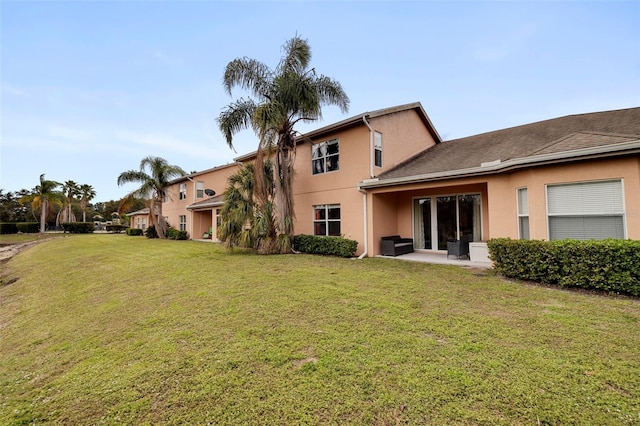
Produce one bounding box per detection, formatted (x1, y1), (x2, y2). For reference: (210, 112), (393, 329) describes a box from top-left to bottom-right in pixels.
(133, 103), (640, 260)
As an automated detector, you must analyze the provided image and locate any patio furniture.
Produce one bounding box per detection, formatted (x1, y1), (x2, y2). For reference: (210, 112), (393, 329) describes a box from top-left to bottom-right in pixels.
(202, 227), (213, 239)
(447, 235), (472, 259)
(380, 235), (414, 256)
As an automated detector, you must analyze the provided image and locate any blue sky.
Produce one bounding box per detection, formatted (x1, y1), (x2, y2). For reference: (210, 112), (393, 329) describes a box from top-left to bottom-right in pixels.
(2, 1), (639, 202)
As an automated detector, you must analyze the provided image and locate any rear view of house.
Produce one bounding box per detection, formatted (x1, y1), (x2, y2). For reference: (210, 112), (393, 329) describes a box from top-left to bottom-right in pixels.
(148, 103), (639, 259)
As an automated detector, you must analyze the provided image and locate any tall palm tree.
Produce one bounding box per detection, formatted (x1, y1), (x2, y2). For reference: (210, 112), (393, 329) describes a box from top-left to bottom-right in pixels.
(78, 184), (96, 222)
(57, 180), (79, 225)
(117, 156), (186, 239)
(217, 35), (349, 254)
(19, 174), (63, 233)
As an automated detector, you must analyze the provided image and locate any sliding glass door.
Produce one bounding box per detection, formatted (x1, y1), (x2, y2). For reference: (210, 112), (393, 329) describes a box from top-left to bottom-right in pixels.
(413, 194), (481, 250)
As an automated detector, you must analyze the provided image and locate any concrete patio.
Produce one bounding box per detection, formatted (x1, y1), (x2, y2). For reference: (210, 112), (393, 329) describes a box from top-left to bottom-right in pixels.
(378, 250), (492, 269)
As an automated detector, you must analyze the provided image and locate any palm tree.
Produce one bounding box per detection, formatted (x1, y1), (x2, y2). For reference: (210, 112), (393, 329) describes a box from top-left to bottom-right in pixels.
(19, 174), (63, 233)
(57, 180), (79, 225)
(117, 156), (186, 239)
(78, 184), (96, 222)
(218, 160), (274, 250)
(217, 35), (349, 254)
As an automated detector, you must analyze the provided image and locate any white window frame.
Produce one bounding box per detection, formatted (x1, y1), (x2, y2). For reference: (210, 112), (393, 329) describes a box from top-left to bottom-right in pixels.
(179, 183), (187, 200)
(179, 215), (187, 232)
(517, 187), (530, 240)
(546, 179), (626, 240)
(374, 131), (383, 168)
(313, 204), (341, 236)
(196, 181), (204, 198)
(312, 139), (339, 175)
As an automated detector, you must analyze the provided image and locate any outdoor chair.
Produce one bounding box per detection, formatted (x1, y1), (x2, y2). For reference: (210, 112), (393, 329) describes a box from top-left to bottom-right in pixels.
(202, 227), (213, 239)
(447, 235), (472, 259)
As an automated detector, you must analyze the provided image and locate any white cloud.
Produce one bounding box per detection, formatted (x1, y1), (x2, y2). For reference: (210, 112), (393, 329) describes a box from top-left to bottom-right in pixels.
(48, 126), (93, 141)
(114, 129), (229, 162)
(1, 82), (30, 97)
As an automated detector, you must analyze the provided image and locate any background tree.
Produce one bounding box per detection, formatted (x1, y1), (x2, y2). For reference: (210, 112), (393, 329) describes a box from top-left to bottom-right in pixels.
(117, 156), (186, 239)
(217, 35), (349, 254)
(19, 174), (64, 233)
(0, 189), (31, 222)
(78, 184), (96, 222)
(57, 180), (79, 225)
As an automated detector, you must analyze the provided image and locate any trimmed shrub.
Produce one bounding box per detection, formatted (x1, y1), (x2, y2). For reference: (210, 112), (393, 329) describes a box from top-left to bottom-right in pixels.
(145, 225), (158, 239)
(166, 228), (188, 240)
(105, 224), (127, 233)
(16, 222), (40, 233)
(292, 234), (358, 258)
(0, 223), (18, 234)
(126, 228), (143, 236)
(61, 222), (95, 234)
(488, 238), (640, 296)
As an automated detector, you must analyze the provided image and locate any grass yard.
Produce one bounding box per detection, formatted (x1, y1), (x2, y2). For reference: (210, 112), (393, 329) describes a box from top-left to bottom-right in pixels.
(1, 235), (639, 425)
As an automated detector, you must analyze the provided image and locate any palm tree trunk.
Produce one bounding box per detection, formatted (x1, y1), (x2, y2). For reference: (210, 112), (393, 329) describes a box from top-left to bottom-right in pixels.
(40, 199), (48, 233)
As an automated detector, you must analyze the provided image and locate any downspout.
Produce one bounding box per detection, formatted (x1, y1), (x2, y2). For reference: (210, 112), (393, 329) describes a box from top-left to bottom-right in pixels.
(185, 176), (195, 239)
(362, 115), (374, 179)
(358, 115), (374, 259)
(357, 186), (368, 259)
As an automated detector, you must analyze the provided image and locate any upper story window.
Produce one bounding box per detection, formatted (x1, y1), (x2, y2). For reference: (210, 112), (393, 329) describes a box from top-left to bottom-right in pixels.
(179, 183), (187, 200)
(547, 180), (625, 240)
(196, 181), (204, 198)
(312, 139), (339, 175)
(517, 188), (529, 240)
(374, 131), (383, 168)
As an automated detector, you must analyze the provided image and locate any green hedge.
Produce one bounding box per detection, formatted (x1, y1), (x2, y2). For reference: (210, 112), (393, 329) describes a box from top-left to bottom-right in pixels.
(106, 224), (127, 233)
(0, 223), (18, 234)
(166, 228), (188, 240)
(16, 222), (40, 233)
(292, 234), (358, 258)
(126, 228), (144, 236)
(61, 222), (95, 234)
(488, 238), (640, 296)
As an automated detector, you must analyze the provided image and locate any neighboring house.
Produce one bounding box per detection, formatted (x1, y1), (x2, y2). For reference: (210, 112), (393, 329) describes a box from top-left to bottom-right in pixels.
(162, 163), (239, 240)
(154, 103), (640, 259)
(127, 207), (156, 231)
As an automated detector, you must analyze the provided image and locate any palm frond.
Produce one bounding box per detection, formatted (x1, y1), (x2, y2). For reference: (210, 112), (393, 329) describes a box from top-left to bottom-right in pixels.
(223, 58), (272, 98)
(217, 98), (258, 148)
(279, 35), (311, 75)
(313, 75), (350, 113)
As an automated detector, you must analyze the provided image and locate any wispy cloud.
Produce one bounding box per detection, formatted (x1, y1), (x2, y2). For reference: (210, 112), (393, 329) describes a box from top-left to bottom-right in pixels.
(153, 50), (169, 62)
(473, 23), (539, 62)
(48, 126), (93, 141)
(114, 129), (226, 162)
(1, 82), (30, 97)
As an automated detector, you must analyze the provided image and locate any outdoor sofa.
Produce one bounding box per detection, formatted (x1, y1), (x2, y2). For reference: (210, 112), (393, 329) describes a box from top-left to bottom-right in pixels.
(380, 235), (414, 256)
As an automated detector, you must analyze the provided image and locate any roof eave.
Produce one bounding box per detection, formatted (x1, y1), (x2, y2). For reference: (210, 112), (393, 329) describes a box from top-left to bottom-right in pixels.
(360, 140), (640, 189)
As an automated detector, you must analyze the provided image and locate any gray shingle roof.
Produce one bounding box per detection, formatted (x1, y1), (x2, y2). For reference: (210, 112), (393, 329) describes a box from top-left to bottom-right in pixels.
(378, 107), (640, 181)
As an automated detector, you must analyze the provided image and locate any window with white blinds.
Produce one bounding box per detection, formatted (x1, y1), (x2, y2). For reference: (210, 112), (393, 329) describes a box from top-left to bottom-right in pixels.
(517, 188), (530, 240)
(547, 180), (625, 240)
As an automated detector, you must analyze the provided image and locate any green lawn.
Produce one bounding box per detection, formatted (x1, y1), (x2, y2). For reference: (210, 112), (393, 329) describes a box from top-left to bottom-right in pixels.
(1, 235), (639, 425)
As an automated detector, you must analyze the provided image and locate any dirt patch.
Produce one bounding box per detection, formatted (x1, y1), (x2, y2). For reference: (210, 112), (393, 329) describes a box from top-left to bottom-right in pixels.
(292, 356), (318, 369)
(0, 240), (47, 264)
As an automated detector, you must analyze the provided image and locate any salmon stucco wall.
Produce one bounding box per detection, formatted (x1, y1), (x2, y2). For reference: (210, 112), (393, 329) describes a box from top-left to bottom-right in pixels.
(487, 157), (640, 240)
(291, 108), (439, 255)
